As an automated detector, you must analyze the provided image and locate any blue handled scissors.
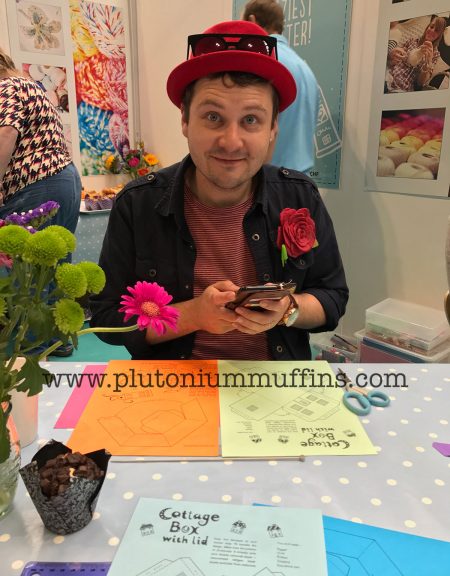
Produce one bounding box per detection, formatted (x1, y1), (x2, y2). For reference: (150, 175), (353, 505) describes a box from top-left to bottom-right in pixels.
(338, 369), (390, 416)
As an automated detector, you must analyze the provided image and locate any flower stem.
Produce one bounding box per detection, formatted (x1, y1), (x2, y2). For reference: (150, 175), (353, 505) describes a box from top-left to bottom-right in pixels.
(37, 324), (139, 361)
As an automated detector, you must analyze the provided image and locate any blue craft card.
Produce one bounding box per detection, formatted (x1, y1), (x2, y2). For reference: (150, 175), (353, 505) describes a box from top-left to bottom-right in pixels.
(324, 515), (450, 576)
(254, 504), (450, 574)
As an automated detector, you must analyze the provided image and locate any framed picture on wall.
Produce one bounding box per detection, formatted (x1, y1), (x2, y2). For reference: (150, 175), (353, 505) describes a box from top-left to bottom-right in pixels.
(366, 0), (450, 197)
(5, 0), (136, 178)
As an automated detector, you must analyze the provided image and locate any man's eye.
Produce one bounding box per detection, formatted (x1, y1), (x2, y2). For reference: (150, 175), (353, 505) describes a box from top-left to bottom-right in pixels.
(207, 113), (220, 122)
(244, 116), (257, 125)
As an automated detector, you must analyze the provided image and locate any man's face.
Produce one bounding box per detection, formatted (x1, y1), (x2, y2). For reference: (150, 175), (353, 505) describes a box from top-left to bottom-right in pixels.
(181, 76), (277, 206)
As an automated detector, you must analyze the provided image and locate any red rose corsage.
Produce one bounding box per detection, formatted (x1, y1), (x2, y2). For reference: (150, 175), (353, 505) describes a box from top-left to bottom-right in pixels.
(277, 208), (319, 266)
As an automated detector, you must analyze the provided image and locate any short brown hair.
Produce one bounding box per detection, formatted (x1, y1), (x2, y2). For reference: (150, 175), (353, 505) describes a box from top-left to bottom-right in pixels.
(242, 0), (284, 35)
(181, 72), (279, 127)
(0, 48), (16, 74)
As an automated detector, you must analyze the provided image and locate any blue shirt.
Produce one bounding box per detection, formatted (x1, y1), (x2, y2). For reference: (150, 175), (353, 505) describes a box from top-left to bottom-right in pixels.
(271, 34), (319, 173)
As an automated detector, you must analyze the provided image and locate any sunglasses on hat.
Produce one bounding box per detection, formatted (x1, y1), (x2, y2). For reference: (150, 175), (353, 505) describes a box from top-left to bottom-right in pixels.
(187, 34), (278, 60)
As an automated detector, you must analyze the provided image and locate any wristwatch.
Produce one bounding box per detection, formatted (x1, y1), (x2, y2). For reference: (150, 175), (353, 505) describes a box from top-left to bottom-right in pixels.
(278, 294), (299, 327)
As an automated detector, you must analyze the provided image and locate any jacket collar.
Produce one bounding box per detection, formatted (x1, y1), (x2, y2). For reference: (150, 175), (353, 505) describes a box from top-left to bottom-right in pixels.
(155, 155), (269, 221)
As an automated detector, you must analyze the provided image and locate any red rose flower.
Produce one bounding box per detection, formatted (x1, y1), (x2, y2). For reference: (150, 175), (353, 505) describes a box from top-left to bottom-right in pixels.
(137, 167), (150, 176)
(277, 208), (317, 258)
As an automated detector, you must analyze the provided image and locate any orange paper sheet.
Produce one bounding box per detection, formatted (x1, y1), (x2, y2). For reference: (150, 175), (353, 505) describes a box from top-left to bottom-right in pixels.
(67, 360), (220, 456)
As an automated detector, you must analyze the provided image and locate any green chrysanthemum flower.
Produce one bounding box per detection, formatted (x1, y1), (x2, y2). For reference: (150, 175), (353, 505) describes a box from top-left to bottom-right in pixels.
(23, 229), (68, 266)
(77, 261), (106, 294)
(46, 225), (77, 253)
(0, 225), (30, 256)
(53, 299), (84, 334)
(56, 263), (88, 298)
(0, 298), (6, 317)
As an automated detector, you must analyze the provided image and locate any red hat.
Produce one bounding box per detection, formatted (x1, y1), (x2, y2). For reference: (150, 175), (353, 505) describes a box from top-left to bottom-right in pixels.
(167, 20), (296, 112)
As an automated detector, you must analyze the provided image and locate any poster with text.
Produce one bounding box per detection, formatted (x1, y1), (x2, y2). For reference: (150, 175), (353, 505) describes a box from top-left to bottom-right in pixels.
(233, 0), (352, 189)
(366, 0), (450, 197)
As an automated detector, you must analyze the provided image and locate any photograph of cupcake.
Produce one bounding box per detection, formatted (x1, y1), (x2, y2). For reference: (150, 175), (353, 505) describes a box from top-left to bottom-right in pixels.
(377, 109), (445, 179)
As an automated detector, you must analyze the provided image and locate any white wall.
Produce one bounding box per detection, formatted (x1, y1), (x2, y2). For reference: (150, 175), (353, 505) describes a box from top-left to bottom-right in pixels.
(0, 0), (9, 49)
(137, 0), (232, 166)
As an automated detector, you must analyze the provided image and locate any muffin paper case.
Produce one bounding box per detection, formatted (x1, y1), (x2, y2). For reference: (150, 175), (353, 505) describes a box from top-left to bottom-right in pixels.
(98, 197), (114, 210)
(19, 440), (110, 534)
(84, 195), (100, 211)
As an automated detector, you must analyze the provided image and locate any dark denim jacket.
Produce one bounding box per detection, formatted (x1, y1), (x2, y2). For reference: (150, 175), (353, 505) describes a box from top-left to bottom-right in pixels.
(90, 156), (348, 360)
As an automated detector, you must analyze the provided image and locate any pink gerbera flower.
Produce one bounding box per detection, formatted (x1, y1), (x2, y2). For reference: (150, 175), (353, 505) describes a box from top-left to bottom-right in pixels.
(119, 281), (179, 336)
(0, 251), (12, 268)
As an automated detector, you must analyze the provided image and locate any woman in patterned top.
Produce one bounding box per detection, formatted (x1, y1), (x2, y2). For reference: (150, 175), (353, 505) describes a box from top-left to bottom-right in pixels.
(385, 16), (447, 93)
(0, 48), (81, 235)
(0, 49), (82, 356)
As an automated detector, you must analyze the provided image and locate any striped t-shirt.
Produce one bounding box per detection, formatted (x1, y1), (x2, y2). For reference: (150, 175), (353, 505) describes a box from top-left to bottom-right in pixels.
(184, 185), (270, 360)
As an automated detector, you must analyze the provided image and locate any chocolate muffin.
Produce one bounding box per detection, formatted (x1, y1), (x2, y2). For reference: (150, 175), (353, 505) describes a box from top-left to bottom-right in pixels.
(38, 451), (104, 498)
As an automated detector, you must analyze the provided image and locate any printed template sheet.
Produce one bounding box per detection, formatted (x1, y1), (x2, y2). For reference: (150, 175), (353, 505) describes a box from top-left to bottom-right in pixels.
(107, 498), (327, 576)
(67, 360), (220, 456)
(219, 361), (376, 456)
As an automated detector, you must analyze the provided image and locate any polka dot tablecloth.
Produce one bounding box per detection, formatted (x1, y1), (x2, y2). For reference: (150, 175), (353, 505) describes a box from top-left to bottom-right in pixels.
(1, 363), (449, 574)
(72, 211), (110, 264)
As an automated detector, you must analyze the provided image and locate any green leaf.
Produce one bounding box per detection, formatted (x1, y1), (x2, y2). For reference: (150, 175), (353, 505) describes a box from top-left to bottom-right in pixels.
(281, 244), (288, 267)
(27, 303), (55, 341)
(15, 356), (48, 396)
(0, 409), (11, 463)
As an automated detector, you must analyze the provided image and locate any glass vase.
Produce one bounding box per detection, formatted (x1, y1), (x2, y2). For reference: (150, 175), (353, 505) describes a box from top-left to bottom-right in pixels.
(0, 402), (21, 519)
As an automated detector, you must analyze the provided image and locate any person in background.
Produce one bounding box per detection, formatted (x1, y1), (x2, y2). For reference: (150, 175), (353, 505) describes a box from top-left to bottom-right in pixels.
(385, 16), (447, 92)
(90, 20), (348, 361)
(0, 48), (82, 356)
(242, 0), (319, 174)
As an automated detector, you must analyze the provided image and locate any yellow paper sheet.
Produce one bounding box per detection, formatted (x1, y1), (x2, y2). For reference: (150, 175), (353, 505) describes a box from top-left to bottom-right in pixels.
(218, 360), (377, 457)
(67, 360), (220, 456)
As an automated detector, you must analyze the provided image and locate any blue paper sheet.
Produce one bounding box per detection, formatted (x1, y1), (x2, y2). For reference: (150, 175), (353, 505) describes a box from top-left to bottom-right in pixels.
(324, 515), (450, 576)
(254, 504), (450, 574)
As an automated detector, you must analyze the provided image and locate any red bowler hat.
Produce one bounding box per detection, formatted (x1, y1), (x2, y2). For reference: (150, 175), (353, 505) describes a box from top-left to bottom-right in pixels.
(167, 20), (297, 112)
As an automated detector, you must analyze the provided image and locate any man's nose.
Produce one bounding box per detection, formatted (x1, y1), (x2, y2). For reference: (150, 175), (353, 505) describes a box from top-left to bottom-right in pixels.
(218, 123), (243, 151)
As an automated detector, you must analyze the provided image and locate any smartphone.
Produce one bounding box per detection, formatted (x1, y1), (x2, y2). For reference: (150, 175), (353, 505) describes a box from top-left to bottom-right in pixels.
(225, 282), (296, 311)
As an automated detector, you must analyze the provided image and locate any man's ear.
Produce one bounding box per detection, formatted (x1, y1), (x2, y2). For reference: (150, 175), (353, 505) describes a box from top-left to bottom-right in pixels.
(271, 116), (279, 140)
(181, 104), (188, 137)
(248, 14), (257, 23)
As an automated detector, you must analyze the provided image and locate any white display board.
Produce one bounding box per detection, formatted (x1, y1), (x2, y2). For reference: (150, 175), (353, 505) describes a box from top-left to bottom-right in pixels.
(366, 0), (450, 198)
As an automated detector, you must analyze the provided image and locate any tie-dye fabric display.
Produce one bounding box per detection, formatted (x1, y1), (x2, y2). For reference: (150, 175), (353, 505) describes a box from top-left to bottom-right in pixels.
(109, 113), (129, 158)
(70, 0), (98, 63)
(80, 148), (109, 176)
(78, 102), (115, 175)
(79, 0), (126, 58)
(70, 0), (129, 175)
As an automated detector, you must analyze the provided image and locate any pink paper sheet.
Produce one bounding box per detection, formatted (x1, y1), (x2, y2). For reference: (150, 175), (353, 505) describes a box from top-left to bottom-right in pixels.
(54, 364), (106, 428)
(432, 442), (450, 457)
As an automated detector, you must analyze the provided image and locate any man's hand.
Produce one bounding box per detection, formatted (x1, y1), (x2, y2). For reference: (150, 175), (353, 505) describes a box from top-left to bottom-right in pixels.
(232, 295), (291, 334)
(145, 280), (239, 344)
(193, 280), (240, 334)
